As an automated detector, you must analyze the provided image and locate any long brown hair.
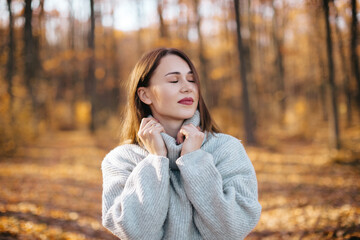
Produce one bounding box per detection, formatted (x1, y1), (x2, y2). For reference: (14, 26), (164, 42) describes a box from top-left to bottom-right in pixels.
(120, 47), (220, 145)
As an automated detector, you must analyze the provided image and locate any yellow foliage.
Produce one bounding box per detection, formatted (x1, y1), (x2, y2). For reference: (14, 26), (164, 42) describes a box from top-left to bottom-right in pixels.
(339, 102), (347, 115)
(95, 67), (106, 80)
(54, 101), (75, 129)
(104, 76), (115, 89)
(95, 49), (105, 60)
(275, 91), (285, 101)
(75, 101), (91, 127)
(62, 50), (74, 60)
(76, 51), (90, 61)
(210, 66), (232, 81)
(0, 93), (9, 114)
(0, 216), (87, 240)
(43, 58), (60, 71)
(114, 30), (124, 39)
(12, 84), (27, 98)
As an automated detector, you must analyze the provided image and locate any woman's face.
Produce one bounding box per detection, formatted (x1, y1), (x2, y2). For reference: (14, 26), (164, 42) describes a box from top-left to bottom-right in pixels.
(139, 54), (199, 121)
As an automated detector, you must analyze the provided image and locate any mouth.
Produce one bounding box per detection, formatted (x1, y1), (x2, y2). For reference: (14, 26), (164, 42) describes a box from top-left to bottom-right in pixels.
(178, 97), (194, 105)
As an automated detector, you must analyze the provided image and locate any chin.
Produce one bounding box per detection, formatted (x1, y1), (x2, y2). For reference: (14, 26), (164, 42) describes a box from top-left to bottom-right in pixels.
(153, 106), (197, 121)
(176, 108), (196, 119)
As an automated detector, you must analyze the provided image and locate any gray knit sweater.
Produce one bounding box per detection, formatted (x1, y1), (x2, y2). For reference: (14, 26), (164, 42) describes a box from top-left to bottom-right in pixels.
(101, 111), (261, 240)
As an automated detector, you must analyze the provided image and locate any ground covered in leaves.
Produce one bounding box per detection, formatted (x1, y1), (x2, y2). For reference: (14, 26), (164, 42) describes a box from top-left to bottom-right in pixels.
(0, 128), (359, 239)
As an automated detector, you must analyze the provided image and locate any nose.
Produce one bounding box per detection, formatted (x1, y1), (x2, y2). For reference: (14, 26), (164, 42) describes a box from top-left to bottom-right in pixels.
(180, 76), (193, 93)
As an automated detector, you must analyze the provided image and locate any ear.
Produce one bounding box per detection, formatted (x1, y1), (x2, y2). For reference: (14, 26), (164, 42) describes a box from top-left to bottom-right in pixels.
(137, 87), (152, 105)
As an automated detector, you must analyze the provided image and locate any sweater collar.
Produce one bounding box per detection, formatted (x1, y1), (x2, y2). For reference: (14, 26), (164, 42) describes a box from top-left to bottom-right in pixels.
(149, 110), (201, 170)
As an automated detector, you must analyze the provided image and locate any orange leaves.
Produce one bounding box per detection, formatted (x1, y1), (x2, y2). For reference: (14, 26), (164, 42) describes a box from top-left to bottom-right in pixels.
(43, 58), (60, 72)
(95, 67), (106, 80)
(75, 101), (91, 127)
(0, 216), (88, 240)
(210, 66), (231, 81)
(1, 120), (360, 239)
(0, 130), (114, 239)
(246, 134), (360, 239)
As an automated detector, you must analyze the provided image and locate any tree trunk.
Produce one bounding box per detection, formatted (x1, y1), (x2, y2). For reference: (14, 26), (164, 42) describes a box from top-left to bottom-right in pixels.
(194, 0), (212, 107)
(176, 0), (188, 41)
(24, 0), (40, 131)
(67, 0), (76, 128)
(351, 0), (360, 110)
(136, 0), (143, 57)
(323, 0), (340, 149)
(234, 0), (256, 145)
(246, 0), (258, 125)
(24, 0), (35, 104)
(111, 10), (121, 111)
(88, 0), (96, 132)
(310, 7), (328, 121)
(271, 0), (286, 124)
(157, 0), (168, 39)
(222, 0), (236, 111)
(6, 0), (14, 107)
(38, 0), (45, 46)
(334, 7), (352, 126)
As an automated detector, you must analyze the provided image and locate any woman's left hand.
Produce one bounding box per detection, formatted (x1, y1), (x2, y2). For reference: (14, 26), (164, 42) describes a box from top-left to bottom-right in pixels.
(177, 124), (205, 156)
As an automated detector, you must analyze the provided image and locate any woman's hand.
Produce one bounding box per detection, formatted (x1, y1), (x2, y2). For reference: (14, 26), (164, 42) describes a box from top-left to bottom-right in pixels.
(177, 124), (205, 156)
(138, 117), (167, 157)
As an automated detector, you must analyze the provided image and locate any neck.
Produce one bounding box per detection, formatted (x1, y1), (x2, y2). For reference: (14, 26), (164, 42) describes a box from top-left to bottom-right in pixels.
(152, 113), (184, 138)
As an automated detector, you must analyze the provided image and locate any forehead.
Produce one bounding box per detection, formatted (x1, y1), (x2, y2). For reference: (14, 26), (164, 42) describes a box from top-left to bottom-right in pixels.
(155, 54), (191, 74)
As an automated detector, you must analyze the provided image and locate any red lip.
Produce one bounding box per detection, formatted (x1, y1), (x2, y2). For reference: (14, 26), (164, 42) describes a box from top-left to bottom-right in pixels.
(178, 97), (194, 105)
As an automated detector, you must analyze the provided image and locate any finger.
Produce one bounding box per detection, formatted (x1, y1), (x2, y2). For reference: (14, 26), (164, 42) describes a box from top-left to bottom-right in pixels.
(181, 125), (197, 134)
(152, 124), (165, 133)
(139, 121), (156, 137)
(177, 125), (191, 144)
(179, 128), (190, 139)
(185, 124), (202, 133)
(146, 123), (166, 137)
(183, 123), (199, 131)
(143, 119), (159, 130)
(176, 130), (184, 144)
(140, 117), (158, 131)
(139, 117), (151, 128)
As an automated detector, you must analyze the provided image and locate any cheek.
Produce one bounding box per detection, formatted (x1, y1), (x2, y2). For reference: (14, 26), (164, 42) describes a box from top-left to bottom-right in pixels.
(152, 87), (175, 105)
(194, 85), (200, 100)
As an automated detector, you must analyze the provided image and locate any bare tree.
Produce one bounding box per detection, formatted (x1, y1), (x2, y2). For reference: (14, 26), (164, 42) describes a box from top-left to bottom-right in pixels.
(88, 0), (96, 132)
(308, 2), (328, 121)
(157, 0), (168, 38)
(6, 0), (15, 110)
(234, 0), (256, 145)
(334, 5), (352, 126)
(111, 5), (121, 111)
(323, 0), (340, 149)
(271, 0), (286, 123)
(24, 0), (34, 103)
(136, 0), (143, 57)
(194, 0), (212, 107)
(350, 0), (360, 110)
(24, 0), (40, 125)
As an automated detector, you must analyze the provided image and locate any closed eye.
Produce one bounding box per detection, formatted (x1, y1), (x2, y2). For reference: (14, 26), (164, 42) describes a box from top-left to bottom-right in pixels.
(187, 73), (195, 82)
(168, 75), (179, 83)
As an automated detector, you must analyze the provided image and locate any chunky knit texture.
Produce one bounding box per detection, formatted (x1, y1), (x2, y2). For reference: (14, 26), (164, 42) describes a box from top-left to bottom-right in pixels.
(101, 111), (261, 240)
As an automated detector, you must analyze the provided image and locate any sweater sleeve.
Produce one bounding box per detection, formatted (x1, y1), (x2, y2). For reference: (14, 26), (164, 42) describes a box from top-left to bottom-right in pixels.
(176, 138), (261, 240)
(101, 147), (170, 240)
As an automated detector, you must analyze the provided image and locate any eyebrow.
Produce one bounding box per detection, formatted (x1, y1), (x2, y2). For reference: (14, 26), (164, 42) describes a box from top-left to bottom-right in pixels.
(164, 71), (193, 76)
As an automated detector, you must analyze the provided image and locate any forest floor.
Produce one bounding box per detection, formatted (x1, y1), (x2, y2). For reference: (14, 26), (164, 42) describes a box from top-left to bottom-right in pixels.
(0, 126), (359, 240)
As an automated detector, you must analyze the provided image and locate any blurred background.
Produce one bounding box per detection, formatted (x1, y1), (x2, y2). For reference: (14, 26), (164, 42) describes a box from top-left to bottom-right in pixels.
(0, 0), (359, 239)
(0, 0), (359, 149)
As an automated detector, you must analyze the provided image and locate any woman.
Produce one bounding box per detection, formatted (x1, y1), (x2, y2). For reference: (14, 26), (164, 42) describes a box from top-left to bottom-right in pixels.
(102, 47), (261, 240)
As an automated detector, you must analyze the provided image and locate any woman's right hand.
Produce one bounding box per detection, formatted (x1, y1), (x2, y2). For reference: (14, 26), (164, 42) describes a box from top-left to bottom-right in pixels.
(138, 117), (167, 157)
